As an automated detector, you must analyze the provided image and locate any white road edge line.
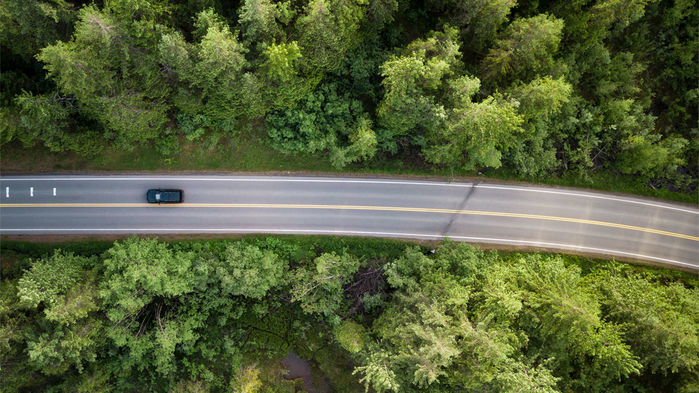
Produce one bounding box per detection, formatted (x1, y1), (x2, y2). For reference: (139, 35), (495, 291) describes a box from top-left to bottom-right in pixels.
(1, 176), (695, 214)
(475, 184), (697, 214)
(0, 177), (471, 188)
(0, 228), (695, 269)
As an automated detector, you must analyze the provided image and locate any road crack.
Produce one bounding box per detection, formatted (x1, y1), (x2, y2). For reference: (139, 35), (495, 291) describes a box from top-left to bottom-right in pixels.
(442, 181), (479, 238)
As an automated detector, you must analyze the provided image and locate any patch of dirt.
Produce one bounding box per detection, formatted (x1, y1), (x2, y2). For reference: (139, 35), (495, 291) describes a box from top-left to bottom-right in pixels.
(280, 351), (330, 393)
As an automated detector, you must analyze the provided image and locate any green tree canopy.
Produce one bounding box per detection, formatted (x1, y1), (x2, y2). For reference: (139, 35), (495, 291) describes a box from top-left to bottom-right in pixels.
(425, 76), (524, 170)
(481, 14), (565, 85)
(37, 2), (171, 148)
(290, 252), (361, 321)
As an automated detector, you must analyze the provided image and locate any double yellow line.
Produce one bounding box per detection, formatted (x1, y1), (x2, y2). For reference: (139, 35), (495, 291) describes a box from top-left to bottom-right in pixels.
(1, 202), (697, 242)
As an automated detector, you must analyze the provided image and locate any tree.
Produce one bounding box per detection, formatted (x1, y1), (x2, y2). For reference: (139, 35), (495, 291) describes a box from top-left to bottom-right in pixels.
(230, 366), (263, 393)
(481, 14), (564, 85)
(237, 0), (284, 47)
(591, 0), (656, 31)
(290, 252), (361, 321)
(504, 76), (573, 176)
(217, 243), (286, 299)
(296, 0), (367, 74)
(595, 272), (699, 377)
(366, 0), (398, 30)
(510, 76), (572, 121)
(17, 251), (102, 375)
(258, 40), (316, 110)
(425, 76), (523, 170)
(37, 2), (171, 149)
(357, 244), (560, 393)
(376, 27), (460, 150)
(330, 116), (378, 168)
(618, 132), (687, 177)
(266, 81), (375, 168)
(354, 350), (400, 393)
(334, 320), (367, 353)
(514, 255), (642, 392)
(428, 0), (516, 54)
(0, 0), (75, 60)
(160, 9), (269, 121)
(100, 237), (198, 376)
(371, 272), (470, 388)
(190, 9), (254, 120)
(13, 92), (103, 156)
(261, 41), (302, 83)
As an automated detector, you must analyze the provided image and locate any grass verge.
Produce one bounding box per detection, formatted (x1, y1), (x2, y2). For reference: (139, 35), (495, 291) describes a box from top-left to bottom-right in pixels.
(1, 125), (696, 204)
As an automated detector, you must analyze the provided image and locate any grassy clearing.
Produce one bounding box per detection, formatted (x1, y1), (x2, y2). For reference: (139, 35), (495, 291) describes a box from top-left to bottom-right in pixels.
(1, 124), (696, 204)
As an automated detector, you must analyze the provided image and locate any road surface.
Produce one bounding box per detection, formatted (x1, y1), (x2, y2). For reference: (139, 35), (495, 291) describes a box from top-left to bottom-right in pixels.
(0, 175), (697, 271)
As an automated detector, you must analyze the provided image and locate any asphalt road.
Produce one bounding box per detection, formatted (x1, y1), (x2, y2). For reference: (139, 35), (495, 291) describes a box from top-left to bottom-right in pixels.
(0, 175), (697, 271)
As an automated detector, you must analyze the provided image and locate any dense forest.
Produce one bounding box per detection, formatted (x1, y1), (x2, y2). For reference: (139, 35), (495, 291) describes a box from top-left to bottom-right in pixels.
(1, 0), (697, 193)
(1, 237), (697, 392)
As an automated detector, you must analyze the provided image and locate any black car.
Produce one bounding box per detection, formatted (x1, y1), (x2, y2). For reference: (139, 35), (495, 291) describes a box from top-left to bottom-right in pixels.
(147, 189), (184, 204)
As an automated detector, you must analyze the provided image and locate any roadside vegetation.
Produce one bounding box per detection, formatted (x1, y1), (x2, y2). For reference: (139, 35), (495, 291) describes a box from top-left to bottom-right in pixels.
(1, 0), (697, 200)
(1, 236), (697, 393)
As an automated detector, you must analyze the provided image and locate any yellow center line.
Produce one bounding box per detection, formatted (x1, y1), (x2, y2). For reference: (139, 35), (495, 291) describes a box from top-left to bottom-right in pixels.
(1, 203), (697, 242)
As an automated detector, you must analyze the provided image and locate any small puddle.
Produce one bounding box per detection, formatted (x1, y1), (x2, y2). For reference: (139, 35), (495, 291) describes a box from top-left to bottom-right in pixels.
(281, 351), (328, 393)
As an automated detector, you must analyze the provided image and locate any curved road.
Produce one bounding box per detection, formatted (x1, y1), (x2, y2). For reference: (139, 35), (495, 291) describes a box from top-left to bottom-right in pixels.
(0, 175), (697, 271)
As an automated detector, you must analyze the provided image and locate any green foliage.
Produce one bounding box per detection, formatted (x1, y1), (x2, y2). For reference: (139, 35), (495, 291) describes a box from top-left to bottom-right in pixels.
(238, 0), (284, 47)
(330, 116), (378, 168)
(266, 81), (376, 168)
(37, 3), (170, 149)
(481, 14), (565, 85)
(426, 76), (524, 170)
(230, 365), (263, 393)
(594, 272), (699, 377)
(333, 320), (367, 353)
(218, 243), (287, 299)
(100, 237), (194, 322)
(504, 76), (573, 176)
(429, 0), (517, 53)
(511, 76), (573, 121)
(618, 132), (688, 178)
(17, 251), (91, 311)
(13, 92), (104, 156)
(17, 251), (102, 375)
(2, 0), (695, 194)
(174, 112), (236, 142)
(353, 350), (400, 392)
(1, 238), (697, 392)
(0, 0), (75, 59)
(355, 243), (684, 393)
(296, 0), (366, 74)
(290, 252), (361, 321)
(100, 237), (199, 376)
(165, 9), (261, 122)
(376, 27), (461, 149)
(513, 256), (642, 392)
(261, 41), (302, 82)
(258, 40), (317, 111)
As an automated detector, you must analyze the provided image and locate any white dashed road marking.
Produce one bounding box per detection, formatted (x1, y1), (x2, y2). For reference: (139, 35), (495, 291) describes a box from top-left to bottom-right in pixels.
(53, 187), (56, 196)
(30, 187), (33, 197)
(5, 187), (8, 198)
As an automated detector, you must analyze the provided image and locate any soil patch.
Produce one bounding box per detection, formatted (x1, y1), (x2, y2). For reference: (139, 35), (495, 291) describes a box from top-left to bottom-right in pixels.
(280, 351), (329, 393)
